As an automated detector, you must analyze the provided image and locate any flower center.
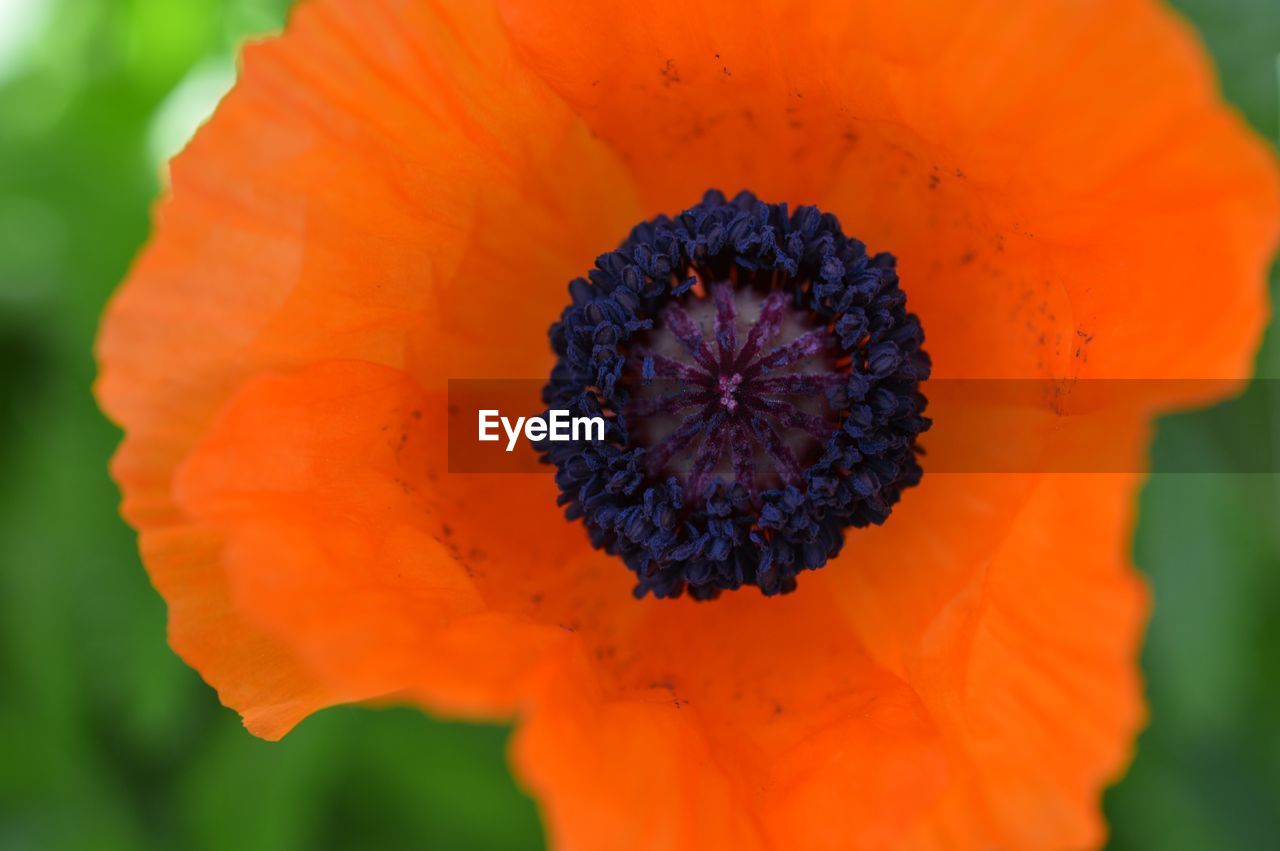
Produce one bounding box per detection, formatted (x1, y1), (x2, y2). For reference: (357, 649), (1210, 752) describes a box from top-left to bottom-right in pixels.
(540, 190), (930, 600)
(628, 282), (843, 499)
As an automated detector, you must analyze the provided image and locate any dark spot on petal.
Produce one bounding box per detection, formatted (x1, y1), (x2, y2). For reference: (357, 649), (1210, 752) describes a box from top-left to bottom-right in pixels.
(660, 59), (681, 86)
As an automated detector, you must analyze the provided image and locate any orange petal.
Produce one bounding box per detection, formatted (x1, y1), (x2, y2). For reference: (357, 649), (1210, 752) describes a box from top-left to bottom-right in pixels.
(900, 471), (1149, 849)
(135, 523), (335, 739)
(513, 590), (948, 851)
(175, 360), (573, 723)
(97, 0), (636, 732)
(831, 422), (1151, 848)
(498, 0), (1280, 385)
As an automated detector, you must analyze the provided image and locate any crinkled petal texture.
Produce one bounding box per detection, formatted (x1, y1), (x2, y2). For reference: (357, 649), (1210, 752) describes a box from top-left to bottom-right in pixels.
(96, 0), (1279, 849)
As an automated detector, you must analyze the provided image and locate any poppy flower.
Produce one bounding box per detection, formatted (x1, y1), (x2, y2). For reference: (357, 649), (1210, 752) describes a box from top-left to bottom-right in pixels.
(96, 0), (1279, 849)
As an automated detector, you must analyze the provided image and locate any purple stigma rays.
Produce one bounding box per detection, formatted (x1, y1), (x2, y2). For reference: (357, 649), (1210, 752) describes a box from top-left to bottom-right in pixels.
(628, 281), (842, 500)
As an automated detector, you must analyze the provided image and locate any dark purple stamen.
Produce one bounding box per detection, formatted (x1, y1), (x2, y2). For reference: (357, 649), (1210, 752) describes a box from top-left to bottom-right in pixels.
(643, 411), (709, 472)
(661, 302), (718, 371)
(712, 282), (738, 367)
(732, 290), (788, 368)
(635, 350), (703, 383)
(747, 413), (803, 487)
(727, 420), (756, 494)
(750, 328), (830, 375)
(628, 388), (709, 417)
(750, 372), (846, 395)
(540, 189), (931, 600)
(742, 396), (834, 439)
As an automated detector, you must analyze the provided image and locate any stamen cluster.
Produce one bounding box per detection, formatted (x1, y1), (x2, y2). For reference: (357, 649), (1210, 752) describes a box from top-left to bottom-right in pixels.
(541, 190), (930, 599)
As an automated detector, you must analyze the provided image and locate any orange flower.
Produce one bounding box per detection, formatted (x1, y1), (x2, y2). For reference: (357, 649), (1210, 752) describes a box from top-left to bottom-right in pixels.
(96, 1), (1279, 849)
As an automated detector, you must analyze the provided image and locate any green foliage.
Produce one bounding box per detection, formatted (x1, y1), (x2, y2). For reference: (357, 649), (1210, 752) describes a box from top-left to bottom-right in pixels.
(1103, 3), (1280, 848)
(0, 1), (541, 849)
(0, 0), (1275, 849)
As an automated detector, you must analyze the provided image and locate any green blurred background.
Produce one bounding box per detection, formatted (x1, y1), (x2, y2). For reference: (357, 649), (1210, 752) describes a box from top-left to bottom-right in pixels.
(0, 1), (1275, 849)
